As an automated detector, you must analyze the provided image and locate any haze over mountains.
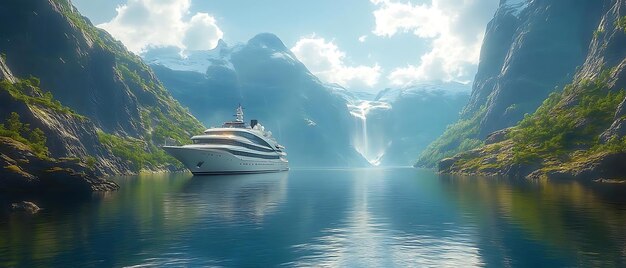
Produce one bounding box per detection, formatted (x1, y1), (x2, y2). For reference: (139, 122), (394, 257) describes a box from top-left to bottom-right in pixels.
(144, 35), (470, 167)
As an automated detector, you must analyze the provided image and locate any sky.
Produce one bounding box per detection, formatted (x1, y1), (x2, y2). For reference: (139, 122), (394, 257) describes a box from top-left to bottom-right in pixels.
(72, 0), (499, 90)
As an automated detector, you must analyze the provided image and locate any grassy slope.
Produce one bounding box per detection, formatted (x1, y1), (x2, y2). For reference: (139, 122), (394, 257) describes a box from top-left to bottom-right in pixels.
(415, 107), (485, 167)
(448, 68), (626, 178)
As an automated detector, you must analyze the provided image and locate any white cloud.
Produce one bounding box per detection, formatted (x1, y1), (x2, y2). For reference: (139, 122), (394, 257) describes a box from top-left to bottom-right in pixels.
(358, 35), (368, 43)
(98, 0), (223, 53)
(291, 37), (381, 89)
(371, 0), (498, 86)
(183, 13), (223, 51)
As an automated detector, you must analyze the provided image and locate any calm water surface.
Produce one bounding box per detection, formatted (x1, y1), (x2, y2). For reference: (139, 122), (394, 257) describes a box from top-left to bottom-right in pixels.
(1, 168), (626, 267)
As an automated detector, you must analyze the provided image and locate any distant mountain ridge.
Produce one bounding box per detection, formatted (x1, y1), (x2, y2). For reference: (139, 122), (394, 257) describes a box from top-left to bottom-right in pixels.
(149, 33), (370, 167)
(147, 37), (470, 166)
(142, 39), (233, 74)
(359, 83), (470, 165)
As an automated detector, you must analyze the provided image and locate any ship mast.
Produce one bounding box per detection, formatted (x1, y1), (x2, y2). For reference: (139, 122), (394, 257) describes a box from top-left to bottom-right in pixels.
(235, 104), (244, 122)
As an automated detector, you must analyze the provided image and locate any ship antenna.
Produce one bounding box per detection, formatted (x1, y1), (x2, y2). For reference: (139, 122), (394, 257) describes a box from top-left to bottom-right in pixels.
(235, 104), (244, 122)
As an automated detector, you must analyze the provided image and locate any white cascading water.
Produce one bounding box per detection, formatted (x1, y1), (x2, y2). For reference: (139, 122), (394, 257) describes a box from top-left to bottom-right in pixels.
(348, 100), (391, 166)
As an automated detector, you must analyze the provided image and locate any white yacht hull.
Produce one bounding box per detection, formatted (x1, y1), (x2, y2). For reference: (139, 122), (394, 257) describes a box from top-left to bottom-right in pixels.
(163, 146), (289, 175)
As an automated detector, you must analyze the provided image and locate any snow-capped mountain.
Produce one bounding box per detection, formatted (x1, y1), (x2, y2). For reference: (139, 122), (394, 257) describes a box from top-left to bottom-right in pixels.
(147, 33), (369, 167)
(141, 39), (234, 73)
(501, 0), (531, 17)
(375, 81), (470, 103)
(144, 33), (470, 167)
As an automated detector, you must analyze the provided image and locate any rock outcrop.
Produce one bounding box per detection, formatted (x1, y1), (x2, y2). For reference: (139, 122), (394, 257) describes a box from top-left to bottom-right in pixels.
(9, 201), (41, 214)
(0, 137), (119, 193)
(0, 57), (16, 83)
(0, 80), (129, 176)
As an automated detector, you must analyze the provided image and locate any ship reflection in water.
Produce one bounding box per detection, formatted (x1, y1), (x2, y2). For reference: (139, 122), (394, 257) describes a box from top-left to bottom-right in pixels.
(178, 172), (288, 224)
(1, 168), (625, 267)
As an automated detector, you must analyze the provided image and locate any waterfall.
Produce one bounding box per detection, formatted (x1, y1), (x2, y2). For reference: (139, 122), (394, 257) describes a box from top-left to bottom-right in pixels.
(348, 100), (391, 166)
(362, 116), (368, 158)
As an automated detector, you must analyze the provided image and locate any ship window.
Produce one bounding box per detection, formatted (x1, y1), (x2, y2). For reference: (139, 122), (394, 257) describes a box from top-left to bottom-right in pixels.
(193, 138), (275, 152)
(223, 149), (280, 159)
(204, 131), (273, 148)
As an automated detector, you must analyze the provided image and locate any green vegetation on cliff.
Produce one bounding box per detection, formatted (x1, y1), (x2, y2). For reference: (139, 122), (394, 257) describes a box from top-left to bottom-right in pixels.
(46, 0), (205, 172)
(615, 16), (626, 33)
(415, 106), (485, 167)
(51, 0), (145, 69)
(97, 105), (201, 172)
(0, 112), (48, 158)
(510, 69), (625, 164)
(0, 77), (82, 118)
(97, 131), (180, 171)
(0, 75), (93, 159)
(443, 68), (626, 177)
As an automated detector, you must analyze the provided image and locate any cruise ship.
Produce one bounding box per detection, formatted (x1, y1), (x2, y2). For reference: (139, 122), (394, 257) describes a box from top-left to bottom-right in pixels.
(163, 105), (289, 175)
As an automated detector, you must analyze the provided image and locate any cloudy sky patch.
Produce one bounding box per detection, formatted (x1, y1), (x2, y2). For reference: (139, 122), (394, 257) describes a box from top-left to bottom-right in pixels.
(76, 0), (498, 90)
(98, 0), (223, 53)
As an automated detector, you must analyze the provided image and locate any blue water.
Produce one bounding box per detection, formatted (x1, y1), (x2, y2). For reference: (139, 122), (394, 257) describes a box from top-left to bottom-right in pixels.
(1, 168), (626, 267)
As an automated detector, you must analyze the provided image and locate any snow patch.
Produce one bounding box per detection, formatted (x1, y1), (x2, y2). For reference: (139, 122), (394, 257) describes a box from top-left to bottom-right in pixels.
(502, 0), (530, 17)
(347, 100), (392, 120)
(375, 81), (471, 103)
(271, 52), (296, 64)
(141, 41), (235, 73)
(304, 118), (317, 126)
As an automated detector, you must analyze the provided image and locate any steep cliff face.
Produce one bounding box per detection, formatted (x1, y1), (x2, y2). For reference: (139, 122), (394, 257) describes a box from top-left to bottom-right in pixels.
(0, 137), (119, 193)
(467, 0), (602, 134)
(0, 57), (16, 84)
(0, 0), (205, 177)
(151, 34), (369, 167)
(442, 0), (626, 181)
(418, 0), (604, 167)
(0, 0), (139, 135)
(0, 78), (128, 176)
(0, 68), (120, 192)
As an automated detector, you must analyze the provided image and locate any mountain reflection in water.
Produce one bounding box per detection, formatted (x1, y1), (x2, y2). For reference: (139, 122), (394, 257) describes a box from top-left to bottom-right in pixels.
(0, 168), (625, 267)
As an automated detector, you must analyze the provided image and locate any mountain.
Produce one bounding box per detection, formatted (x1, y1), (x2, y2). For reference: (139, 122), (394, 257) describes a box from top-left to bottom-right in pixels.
(0, 59), (119, 192)
(347, 82), (470, 166)
(148, 36), (470, 167)
(148, 34), (369, 167)
(142, 40), (231, 74)
(0, 0), (204, 192)
(417, 0), (604, 167)
(440, 0), (626, 181)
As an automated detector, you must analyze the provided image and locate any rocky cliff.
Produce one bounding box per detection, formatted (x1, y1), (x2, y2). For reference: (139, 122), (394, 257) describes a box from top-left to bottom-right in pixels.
(0, 63), (120, 192)
(0, 56), (16, 84)
(0, 0), (205, 192)
(441, 0), (626, 181)
(417, 0), (604, 167)
(0, 74), (128, 176)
